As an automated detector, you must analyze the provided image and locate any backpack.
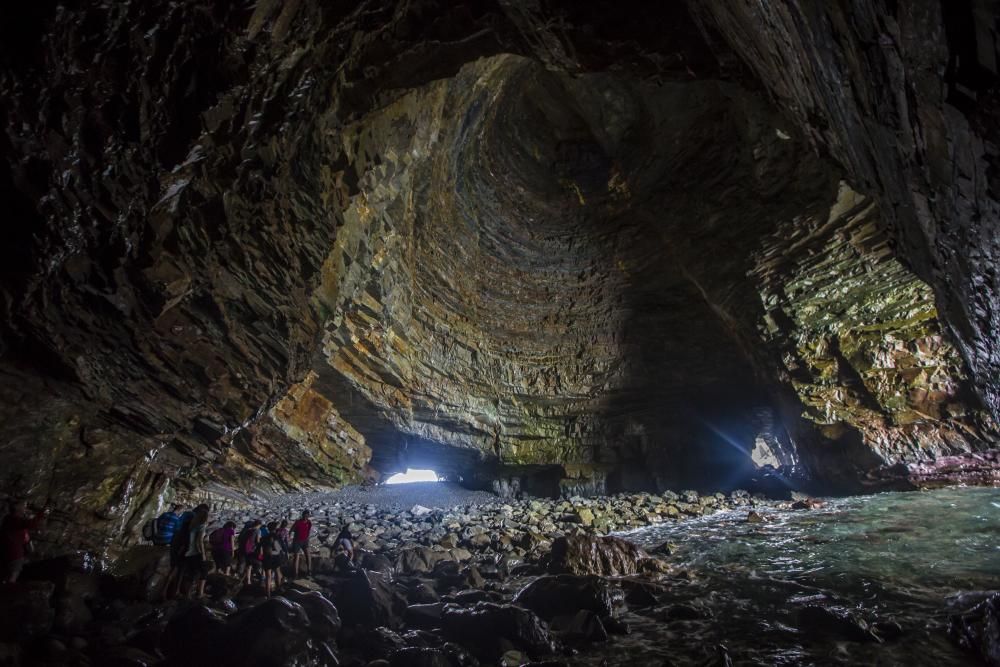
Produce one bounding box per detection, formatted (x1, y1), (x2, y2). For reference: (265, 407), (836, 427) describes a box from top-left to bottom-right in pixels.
(142, 519), (156, 542)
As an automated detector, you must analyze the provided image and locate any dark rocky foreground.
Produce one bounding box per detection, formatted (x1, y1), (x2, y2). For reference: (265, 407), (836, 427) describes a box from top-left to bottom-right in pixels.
(4, 486), (999, 666)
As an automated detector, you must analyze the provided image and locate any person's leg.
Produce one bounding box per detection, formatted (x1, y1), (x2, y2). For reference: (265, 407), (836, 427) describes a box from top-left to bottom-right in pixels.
(163, 565), (178, 599)
(292, 551), (300, 578)
(304, 547), (311, 575)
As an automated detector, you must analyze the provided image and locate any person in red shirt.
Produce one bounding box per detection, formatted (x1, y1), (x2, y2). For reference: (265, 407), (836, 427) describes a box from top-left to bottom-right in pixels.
(1, 500), (48, 583)
(289, 510), (313, 577)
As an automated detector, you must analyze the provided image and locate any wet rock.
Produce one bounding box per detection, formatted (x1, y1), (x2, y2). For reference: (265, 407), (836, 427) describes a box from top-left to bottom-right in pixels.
(398, 548), (452, 575)
(791, 498), (826, 510)
(549, 610), (608, 643)
(160, 604), (229, 664)
(601, 616), (631, 635)
(547, 535), (664, 576)
(441, 642), (478, 667)
(663, 603), (705, 621)
(332, 569), (406, 628)
(204, 573), (243, 601)
(53, 590), (93, 634)
(225, 597), (338, 665)
(950, 592), (1000, 665)
(0, 581), (55, 641)
(283, 590), (343, 638)
(797, 605), (880, 643)
(513, 574), (621, 619)
(441, 602), (552, 659)
(388, 647), (452, 667)
(361, 552), (395, 575)
(745, 511), (765, 524)
(407, 582), (440, 604)
(618, 578), (666, 608)
(348, 626), (406, 661)
(404, 603), (445, 629)
(92, 646), (161, 667)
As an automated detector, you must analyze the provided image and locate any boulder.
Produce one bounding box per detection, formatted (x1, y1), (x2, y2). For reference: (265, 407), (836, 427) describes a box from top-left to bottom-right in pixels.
(404, 603), (445, 629)
(796, 605), (880, 642)
(224, 596), (338, 665)
(441, 602), (552, 659)
(513, 575), (622, 619)
(388, 647), (451, 667)
(547, 535), (664, 576)
(396, 547), (452, 575)
(0, 581), (56, 641)
(160, 604), (229, 664)
(407, 582), (440, 604)
(283, 590), (343, 638)
(346, 626), (406, 661)
(950, 592), (1000, 665)
(549, 610), (608, 643)
(162, 597), (340, 666)
(360, 551), (395, 575)
(332, 569), (406, 628)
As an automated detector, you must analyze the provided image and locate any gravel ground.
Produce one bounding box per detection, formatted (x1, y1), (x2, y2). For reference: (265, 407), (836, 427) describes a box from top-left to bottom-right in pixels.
(261, 482), (499, 514)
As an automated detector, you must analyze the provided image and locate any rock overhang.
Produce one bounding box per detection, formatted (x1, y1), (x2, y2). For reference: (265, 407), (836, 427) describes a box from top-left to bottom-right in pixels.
(1, 0), (998, 555)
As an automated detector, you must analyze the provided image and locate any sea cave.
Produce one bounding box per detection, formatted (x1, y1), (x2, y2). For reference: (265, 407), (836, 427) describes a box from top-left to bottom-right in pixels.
(1, 1), (999, 665)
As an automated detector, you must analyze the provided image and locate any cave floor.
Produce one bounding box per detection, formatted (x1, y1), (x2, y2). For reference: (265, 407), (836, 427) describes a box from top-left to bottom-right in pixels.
(258, 481), (499, 513)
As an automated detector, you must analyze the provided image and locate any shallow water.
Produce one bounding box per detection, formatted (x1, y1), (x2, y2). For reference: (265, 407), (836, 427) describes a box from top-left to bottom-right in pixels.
(589, 487), (1000, 666)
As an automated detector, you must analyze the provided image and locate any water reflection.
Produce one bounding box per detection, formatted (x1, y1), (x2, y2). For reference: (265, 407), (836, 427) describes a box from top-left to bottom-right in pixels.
(576, 487), (1000, 665)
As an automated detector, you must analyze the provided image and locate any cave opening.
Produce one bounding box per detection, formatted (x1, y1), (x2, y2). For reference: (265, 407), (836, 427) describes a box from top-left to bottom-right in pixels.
(320, 54), (827, 496)
(2, 1), (1000, 664)
(383, 468), (440, 485)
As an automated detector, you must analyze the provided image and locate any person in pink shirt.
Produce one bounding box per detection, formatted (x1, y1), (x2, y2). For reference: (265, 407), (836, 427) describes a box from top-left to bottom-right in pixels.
(289, 510), (312, 577)
(209, 521), (236, 575)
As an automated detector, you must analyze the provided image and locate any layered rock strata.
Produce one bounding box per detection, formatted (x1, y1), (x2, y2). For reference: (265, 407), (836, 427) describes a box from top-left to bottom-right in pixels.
(0, 0), (998, 553)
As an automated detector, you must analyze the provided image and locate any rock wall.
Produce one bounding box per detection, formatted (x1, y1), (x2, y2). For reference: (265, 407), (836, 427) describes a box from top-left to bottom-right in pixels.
(0, 0), (997, 553)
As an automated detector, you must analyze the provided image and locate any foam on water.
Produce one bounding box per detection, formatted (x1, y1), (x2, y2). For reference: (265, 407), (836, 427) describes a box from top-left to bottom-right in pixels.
(580, 486), (1000, 665)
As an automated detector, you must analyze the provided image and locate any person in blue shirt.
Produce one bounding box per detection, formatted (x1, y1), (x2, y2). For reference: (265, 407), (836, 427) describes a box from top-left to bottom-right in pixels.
(154, 504), (184, 546)
(160, 505), (195, 600)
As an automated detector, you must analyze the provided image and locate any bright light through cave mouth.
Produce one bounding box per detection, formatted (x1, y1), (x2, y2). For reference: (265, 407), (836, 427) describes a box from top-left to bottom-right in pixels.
(384, 468), (439, 484)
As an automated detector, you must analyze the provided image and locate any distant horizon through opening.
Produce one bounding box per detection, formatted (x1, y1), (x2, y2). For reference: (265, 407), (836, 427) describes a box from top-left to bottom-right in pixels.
(384, 468), (440, 484)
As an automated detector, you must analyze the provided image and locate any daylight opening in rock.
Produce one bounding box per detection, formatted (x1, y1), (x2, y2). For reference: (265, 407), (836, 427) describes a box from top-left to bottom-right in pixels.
(384, 468), (440, 485)
(2, 2), (1000, 664)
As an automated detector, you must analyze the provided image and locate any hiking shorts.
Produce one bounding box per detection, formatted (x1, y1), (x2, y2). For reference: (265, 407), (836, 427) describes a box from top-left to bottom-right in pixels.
(212, 550), (233, 570)
(263, 554), (282, 571)
(289, 540), (309, 554)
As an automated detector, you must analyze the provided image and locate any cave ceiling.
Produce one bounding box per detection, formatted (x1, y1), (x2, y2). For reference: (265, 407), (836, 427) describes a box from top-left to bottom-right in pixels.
(0, 0), (998, 552)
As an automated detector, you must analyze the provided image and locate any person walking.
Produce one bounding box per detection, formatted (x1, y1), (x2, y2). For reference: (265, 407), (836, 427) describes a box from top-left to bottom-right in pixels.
(1, 500), (48, 583)
(274, 519), (290, 586)
(333, 526), (356, 572)
(161, 506), (195, 600)
(260, 521), (283, 597)
(209, 521), (237, 575)
(181, 504), (210, 599)
(237, 519), (262, 584)
(290, 510), (313, 577)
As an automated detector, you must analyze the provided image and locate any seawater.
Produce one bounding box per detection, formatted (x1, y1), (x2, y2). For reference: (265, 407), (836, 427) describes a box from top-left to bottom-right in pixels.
(586, 486), (1000, 666)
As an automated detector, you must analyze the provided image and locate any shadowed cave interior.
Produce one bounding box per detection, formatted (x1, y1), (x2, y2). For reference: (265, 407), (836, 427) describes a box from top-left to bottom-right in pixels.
(1, 1), (999, 665)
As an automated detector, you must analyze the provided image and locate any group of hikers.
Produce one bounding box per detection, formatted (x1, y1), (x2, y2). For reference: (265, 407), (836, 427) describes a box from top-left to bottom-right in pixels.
(152, 504), (355, 599)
